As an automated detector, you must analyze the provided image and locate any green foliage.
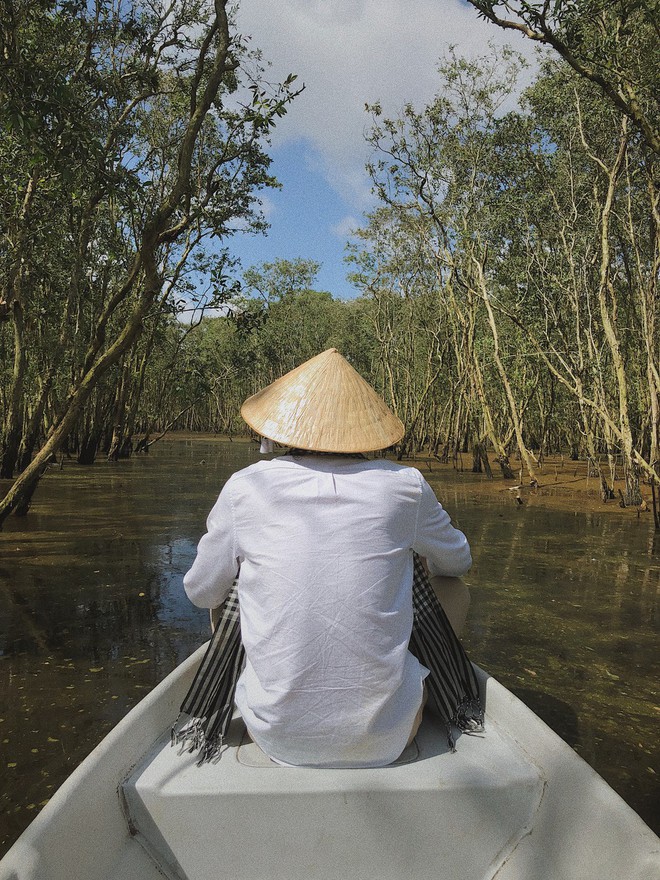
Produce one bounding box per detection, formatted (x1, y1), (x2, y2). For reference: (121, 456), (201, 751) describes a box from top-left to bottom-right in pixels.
(350, 44), (659, 479)
(150, 38), (657, 481)
(2, 2), (657, 512)
(0, 0), (300, 483)
(467, 0), (660, 153)
(143, 259), (382, 435)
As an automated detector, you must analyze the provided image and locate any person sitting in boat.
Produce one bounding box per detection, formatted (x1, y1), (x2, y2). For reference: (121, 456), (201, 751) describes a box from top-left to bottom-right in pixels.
(183, 348), (472, 768)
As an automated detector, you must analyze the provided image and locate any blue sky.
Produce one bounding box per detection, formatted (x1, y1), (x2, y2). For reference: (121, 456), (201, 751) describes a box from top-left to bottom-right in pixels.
(230, 141), (360, 300)
(224, 0), (537, 304)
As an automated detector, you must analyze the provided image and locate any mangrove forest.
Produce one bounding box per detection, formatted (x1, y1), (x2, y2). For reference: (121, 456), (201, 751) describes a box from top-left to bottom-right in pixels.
(1, 0), (659, 525)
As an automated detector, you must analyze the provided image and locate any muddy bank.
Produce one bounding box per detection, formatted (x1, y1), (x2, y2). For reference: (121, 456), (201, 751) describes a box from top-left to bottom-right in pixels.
(410, 450), (658, 521)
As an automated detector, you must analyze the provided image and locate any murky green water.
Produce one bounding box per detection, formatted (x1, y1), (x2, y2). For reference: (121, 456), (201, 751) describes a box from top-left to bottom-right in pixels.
(0, 438), (658, 854)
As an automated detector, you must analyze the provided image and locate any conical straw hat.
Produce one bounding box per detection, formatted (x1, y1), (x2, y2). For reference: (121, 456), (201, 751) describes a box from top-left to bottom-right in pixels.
(241, 349), (405, 453)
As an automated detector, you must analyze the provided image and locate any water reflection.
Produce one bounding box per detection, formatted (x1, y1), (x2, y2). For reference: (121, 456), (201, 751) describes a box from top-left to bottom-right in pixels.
(440, 482), (659, 834)
(0, 439), (658, 854)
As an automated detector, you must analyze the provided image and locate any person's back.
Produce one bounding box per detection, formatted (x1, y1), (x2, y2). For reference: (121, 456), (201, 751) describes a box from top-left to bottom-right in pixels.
(183, 350), (471, 767)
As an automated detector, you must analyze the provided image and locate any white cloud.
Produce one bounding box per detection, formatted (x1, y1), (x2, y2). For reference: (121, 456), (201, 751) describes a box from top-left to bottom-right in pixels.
(235, 0), (538, 210)
(331, 214), (361, 239)
(257, 193), (277, 221)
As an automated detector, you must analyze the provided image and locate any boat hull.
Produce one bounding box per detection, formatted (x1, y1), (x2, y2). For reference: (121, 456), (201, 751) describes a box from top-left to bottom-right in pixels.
(0, 645), (205, 880)
(1, 648), (658, 880)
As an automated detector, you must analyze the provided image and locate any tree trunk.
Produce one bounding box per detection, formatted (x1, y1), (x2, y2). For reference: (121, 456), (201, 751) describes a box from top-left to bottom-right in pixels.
(0, 0), (238, 527)
(107, 362), (130, 461)
(592, 121), (637, 502)
(624, 463), (642, 507)
(17, 373), (54, 472)
(474, 257), (538, 483)
(1, 290), (27, 479)
(1, 172), (38, 478)
(0, 292), (150, 524)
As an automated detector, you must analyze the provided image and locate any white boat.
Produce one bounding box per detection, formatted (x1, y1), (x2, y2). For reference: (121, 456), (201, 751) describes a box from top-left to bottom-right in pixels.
(1, 644), (658, 880)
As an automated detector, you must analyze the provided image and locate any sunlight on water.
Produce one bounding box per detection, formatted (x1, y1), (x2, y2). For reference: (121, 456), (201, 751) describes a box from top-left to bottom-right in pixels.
(0, 438), (658, 853)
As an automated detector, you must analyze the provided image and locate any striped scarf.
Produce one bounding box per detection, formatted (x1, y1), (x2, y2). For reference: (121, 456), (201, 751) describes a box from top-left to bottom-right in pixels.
(172, 553), (484, 763)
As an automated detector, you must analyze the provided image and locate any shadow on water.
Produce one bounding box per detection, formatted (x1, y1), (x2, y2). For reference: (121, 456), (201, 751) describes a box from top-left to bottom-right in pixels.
(0, 437), (658, 856)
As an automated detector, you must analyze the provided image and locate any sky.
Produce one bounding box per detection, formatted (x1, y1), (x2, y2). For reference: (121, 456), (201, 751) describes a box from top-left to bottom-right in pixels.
(226, 0), (537, 301)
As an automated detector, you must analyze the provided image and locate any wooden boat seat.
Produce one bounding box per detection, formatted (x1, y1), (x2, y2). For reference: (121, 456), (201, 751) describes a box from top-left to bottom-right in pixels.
(121, 709), (544, 880)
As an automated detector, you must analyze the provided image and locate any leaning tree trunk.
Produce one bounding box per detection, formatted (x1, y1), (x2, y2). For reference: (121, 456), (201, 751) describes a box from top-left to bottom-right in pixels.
(1, 172), (38, 479)
(0, 0), (240, 526)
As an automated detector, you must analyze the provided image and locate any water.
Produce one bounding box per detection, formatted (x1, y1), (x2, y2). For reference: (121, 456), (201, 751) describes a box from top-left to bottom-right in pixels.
(0, 438), (658, 855)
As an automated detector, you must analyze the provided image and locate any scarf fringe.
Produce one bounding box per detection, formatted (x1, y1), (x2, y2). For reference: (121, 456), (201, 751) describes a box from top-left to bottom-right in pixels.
(172, 698), (486, 763)
(171, 713), (225, 765)
(445, 698), (486, 751)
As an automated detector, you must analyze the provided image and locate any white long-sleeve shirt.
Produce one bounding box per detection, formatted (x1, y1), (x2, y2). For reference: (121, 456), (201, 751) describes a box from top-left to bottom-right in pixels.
(184, 455), (471, 768)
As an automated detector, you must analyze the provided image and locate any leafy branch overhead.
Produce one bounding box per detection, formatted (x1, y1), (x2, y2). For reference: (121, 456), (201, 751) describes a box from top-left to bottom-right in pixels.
(0, 0), (300, 524)
(466, 0), (660, 154)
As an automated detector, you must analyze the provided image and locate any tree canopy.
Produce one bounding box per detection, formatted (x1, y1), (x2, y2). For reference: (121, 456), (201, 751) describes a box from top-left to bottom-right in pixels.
(0, 0), (300, 523)
(1, 0), (658, 524)
(467, 0), (660, 153)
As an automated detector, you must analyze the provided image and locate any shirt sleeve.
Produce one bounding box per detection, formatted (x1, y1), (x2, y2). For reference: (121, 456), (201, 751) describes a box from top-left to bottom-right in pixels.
(183, 480), (240, 608)
(413, 472), (472, 577)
